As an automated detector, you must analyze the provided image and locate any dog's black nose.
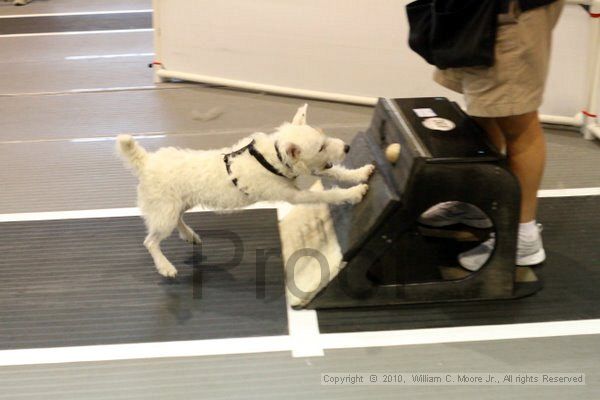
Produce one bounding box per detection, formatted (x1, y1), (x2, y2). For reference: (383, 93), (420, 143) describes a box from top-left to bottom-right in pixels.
(344, 144), (350, 153)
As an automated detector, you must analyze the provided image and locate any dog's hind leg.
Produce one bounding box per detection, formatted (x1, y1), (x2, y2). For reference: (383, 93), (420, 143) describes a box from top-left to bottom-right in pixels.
(143, 209), (179, 277)
(177, 216), (202, 245)
(140, 198), (182, 277)
(144, 230), (178, 277)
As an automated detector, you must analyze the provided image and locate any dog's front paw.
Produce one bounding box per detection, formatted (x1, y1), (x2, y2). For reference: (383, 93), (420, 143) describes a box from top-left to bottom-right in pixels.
(342, 164), (375, 183)
(344, 184), (369, 204)
(356, 164), (375, 182)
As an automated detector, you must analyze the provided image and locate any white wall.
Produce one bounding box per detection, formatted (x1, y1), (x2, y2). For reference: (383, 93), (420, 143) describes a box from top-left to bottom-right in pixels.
(154, 0), (594, 117)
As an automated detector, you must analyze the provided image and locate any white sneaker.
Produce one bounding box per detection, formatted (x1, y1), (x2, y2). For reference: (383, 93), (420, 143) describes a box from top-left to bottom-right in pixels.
(459, 225), (546, 272)
(418, 201), (492, 229)
(458, 236), (495, 272)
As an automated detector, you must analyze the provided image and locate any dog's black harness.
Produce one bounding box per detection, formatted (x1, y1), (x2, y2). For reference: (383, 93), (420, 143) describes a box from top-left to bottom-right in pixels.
(223, 140), (295, 195)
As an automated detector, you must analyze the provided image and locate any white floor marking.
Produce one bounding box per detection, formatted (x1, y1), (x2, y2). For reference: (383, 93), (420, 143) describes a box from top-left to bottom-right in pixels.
(287, 306), (323, 357)
(0, 28), (153, 38)
(1, 319), (599, 366)
(0, 207), (141, 223)
(538, 187), (600, 197)
(0, 132), (167, 145)
(0, 187), (596, 223)
(0, 9), (153, 19)
(0, 336), (292, 367)
(70, 134), (166, 143)
(0, 202), (293, 223)
(65, 52), (154, 60)
(0, 85), (187, 99)
(0, 122), (366, 145)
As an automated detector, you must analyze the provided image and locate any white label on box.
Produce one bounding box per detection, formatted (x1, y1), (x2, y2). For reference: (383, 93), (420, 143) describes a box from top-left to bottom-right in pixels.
(413, 108), (437, 118)
(422, 117), (456, 131)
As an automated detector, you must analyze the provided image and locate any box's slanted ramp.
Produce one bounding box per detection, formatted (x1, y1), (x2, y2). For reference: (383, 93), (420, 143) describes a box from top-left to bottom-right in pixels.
(282, 97), (540, 309)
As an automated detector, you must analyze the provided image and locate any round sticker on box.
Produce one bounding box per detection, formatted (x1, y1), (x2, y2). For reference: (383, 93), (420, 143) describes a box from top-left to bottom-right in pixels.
(422, 117), (455, 131)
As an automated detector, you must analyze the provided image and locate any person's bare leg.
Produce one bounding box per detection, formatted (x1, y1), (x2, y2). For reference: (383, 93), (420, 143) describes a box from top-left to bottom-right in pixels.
(495, 111), (545, 223)
(458, 111), (546, 270)
(473, 117), (506, 154)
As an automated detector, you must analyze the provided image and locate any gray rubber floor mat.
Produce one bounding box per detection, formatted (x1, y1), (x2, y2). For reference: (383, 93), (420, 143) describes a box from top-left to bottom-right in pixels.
(0, 87), (373, 140)
(0, 57), (154, 95)
(0, 209), (287, 349)
(0, 335), (597, 400)
(0, 0), (151, 17)
(1, 31), (152, 63)
(0, 12), (151, 35)
(318, 196), (600, 332)
(541, 128), (600, 189)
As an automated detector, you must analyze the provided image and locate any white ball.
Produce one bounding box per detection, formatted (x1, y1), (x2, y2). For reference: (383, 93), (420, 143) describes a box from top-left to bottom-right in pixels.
(385, 143), (401, 163)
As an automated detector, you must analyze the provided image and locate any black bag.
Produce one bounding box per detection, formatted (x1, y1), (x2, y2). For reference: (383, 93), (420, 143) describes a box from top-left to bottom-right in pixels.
(406, 0), (501, 69)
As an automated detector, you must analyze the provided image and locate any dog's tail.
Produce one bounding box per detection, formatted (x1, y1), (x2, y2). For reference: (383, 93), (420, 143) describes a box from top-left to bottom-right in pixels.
(116, 134), (147, 175)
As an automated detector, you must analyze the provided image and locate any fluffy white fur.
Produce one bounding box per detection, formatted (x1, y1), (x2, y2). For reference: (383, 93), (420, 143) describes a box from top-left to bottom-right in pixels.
(117, 104), (374, 277)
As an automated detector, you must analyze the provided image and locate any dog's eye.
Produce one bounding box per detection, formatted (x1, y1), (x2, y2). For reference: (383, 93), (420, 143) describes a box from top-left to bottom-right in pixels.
(319, 143), (326, 152)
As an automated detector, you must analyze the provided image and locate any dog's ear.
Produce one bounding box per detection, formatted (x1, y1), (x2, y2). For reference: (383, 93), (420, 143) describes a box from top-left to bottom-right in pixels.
(291, 104), (308, 125)
(285, 143), (301, 159)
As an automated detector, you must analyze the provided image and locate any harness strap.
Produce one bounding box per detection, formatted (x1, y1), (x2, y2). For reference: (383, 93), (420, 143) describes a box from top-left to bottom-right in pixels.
(223, 139), (294, 195)
(248, 144), (286, 178)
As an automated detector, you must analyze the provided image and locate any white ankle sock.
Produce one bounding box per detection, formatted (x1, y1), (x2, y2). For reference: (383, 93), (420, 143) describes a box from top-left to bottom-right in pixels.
(519, 220), (539, 241)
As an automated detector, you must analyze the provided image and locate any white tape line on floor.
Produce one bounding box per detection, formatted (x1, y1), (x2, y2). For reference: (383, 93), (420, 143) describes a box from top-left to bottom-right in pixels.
(1, 319), (599, 366)
(287, 306), (323, 358)
(0, 10), (153, 19)
(1, 187), (597, 223)
(0, 202), (293, 223)
(0, 336), (292, 367)
(0, 28), (153, 38)
(537, 187), (600, 197)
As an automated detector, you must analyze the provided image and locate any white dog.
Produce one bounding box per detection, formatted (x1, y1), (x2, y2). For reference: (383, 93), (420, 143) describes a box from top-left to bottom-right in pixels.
(117, 104), (374, 277)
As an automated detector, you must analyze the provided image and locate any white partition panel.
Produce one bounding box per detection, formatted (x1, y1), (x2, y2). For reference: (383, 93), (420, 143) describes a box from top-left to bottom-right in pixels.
(153, 0), (600, 136)
(545, 4), (593, 117)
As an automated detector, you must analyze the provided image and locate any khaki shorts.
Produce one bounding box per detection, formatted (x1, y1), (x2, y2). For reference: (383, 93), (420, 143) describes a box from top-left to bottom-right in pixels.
(434, 0), (564, 117)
